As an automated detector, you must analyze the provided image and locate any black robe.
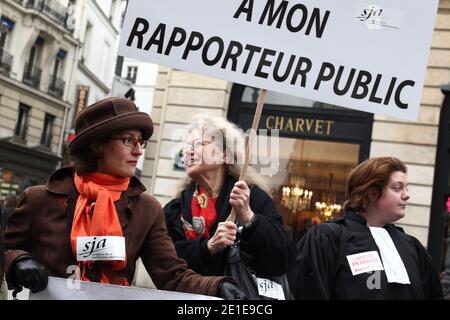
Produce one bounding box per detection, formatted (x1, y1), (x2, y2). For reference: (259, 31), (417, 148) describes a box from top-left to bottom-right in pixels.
(164, 175), (296, 277)
(290, 211), (443, 300)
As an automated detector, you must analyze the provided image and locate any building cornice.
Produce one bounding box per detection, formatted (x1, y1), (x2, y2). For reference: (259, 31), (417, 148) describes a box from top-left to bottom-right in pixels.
(0, 74), (70, 111)
(5, 0), (77, 43)
(0, 138), (60, 162)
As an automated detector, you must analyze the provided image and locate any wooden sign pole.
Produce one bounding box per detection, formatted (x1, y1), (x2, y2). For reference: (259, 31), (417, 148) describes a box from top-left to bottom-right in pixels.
(227, 88), (267, 222)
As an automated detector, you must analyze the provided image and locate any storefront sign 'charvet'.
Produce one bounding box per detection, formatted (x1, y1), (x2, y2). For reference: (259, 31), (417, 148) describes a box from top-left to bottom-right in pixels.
(118, 0), (439, 121)
(265, 116), (334, 135)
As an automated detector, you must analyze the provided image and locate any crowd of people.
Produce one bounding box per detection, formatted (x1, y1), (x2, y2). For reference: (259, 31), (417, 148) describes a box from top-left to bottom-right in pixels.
(0, 97), (445, 300)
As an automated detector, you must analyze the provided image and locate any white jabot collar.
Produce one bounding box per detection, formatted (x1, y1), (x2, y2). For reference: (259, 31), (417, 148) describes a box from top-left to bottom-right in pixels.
(369, 226), (410, 284)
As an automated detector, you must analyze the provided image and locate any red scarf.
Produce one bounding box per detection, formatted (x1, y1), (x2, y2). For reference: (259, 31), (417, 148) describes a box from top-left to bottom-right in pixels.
(183, 186), (217, 239)
(72, 173), (130, 285)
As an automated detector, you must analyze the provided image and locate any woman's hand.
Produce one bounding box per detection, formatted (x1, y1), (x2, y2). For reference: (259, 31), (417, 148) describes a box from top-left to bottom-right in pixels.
(229, 181), (254, 225)
(207, 221), (237, 255)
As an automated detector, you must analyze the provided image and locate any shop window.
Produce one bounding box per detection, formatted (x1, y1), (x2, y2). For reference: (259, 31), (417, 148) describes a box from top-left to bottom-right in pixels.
(14, 104), (30, 140)
(0, 173), (38, 203)
(40, 113), (55, 148)
(0, 169), (22, 201)
(254, 137), (359, 242)
(228, 84), (374, 242)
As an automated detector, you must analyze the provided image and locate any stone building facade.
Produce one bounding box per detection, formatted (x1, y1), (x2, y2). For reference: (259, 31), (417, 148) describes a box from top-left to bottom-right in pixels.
(0, 0), (77, 198)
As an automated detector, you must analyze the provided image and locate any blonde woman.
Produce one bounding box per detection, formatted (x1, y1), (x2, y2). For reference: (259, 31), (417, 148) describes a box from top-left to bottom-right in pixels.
(164, 114), (296, 280)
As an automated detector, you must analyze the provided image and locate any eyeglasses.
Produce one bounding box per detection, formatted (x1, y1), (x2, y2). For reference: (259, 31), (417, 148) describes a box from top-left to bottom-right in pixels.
(183, 139), (214, 153)
(109, 136), (148, 149)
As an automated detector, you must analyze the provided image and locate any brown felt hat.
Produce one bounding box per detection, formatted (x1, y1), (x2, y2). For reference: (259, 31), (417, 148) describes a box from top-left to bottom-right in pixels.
(68, 97), (153, 156)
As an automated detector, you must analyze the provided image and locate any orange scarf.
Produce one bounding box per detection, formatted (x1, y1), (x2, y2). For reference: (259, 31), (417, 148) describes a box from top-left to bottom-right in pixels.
(71, 172), (130, 285)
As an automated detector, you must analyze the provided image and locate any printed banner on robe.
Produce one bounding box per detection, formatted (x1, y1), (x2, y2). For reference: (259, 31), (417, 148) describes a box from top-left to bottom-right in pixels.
(29, 276), (221, 300)
(118, 0), (439, 121)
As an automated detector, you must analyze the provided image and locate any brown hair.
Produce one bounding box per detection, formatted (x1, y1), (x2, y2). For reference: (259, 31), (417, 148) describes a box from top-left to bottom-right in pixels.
(70, 140), (105, 174)
(344, 157), (407, 212)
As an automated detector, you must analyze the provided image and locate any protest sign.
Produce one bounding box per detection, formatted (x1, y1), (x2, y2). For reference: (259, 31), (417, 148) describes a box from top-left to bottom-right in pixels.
(29, 276), (221, 300)
(118, 0), (439, 121)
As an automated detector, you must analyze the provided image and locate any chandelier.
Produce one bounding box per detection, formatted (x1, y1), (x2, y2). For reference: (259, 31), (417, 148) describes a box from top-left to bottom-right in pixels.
(281, 175), (313, 214)
(315, 173), (342, 219)
(315, 202), (341, 218)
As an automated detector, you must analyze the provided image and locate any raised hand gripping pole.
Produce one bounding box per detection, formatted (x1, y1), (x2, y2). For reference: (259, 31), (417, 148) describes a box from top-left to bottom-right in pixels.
(227, 89), (267, 223)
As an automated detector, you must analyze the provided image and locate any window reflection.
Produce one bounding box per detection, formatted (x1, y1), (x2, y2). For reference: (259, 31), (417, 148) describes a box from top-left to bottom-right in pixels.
(256, 137), (359, 242)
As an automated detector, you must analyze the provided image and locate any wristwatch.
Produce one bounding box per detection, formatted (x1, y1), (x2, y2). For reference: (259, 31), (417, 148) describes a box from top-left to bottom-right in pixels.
(243, 214), (256, 229)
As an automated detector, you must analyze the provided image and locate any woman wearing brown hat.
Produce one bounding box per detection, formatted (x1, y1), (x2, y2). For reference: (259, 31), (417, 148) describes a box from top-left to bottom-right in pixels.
(3, 97), (243, 299)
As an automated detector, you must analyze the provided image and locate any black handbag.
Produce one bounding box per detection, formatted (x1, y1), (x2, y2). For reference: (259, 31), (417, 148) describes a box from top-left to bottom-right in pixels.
(224, 243), (294, 300)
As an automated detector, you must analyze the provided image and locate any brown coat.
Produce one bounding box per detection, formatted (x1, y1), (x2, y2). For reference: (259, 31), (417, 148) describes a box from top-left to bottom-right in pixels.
(4, 167), (223, 296)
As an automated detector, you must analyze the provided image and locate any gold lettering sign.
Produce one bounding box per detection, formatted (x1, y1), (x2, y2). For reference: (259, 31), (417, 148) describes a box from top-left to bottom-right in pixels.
(266, 116), (334, 135)
(72, 86), (89, 127)
(76, 86), (89, 114)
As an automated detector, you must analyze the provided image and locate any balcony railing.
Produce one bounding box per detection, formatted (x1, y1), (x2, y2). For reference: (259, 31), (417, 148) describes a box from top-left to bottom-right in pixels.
(13, 0), (71, 32)
(48, 74), (65, 99)
(23, 62), (42, 89)
(0, 48), (13, 76)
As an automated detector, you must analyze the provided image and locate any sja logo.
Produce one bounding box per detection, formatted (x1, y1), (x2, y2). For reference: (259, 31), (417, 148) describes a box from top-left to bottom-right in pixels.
(355, 4), (401, 30)
(358, 5), (383, 22)
(81, 236), (107, 258)
(76, 236), (126, 261)
(258, 279), (275, 293)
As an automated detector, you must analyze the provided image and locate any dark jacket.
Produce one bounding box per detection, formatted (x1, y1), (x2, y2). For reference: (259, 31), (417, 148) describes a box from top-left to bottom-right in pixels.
(164, 175), (296, 277)
(4, 167), (223, 296)
(291, 210), (443, 300)
(2, 207), (13, 229)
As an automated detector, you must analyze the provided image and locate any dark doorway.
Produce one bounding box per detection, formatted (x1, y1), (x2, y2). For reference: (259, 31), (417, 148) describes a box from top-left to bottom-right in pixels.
(428, 84), (450, 272)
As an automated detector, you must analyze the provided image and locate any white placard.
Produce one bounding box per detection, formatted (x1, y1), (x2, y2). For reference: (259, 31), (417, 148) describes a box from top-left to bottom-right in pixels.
(29, 277), (221, 300)
(346, 250), (384, 276)
(118, 0), (439, 121)
(256, 277), (285, 300)
(76, 236), (125, 261)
